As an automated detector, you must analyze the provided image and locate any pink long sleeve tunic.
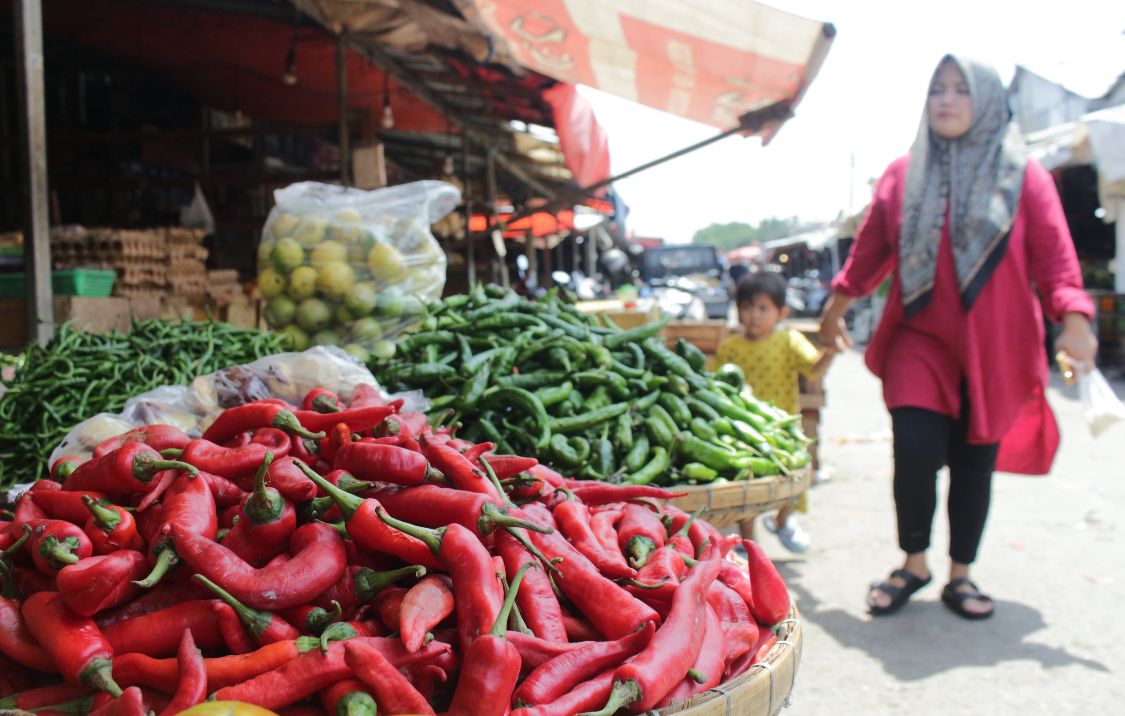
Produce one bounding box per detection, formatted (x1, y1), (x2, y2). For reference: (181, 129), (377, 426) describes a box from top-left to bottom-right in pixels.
(832, 156), (1093, 474)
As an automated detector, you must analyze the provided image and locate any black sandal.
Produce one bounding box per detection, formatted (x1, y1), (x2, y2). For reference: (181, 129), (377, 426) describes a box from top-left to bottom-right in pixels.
(941, 578), (994, 620)
(867, 568), (932, 616)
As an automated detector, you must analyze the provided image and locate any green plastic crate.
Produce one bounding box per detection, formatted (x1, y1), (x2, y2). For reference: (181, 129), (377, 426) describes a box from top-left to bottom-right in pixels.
(0, 270), (116, 299)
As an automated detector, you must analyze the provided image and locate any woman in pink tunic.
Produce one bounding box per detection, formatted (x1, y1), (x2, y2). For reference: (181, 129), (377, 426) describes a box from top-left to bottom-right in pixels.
(818, 55), (1098, 619)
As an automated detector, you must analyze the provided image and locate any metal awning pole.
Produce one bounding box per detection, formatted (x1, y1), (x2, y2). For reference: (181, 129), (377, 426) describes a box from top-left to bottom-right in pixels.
(15, 0), (53, 345)
(336, 30), (350, 185)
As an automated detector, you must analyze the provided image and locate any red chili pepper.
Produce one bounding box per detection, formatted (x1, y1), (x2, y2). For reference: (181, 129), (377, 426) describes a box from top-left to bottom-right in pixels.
(726, 629), (779, 679)
(249, 427), (292, 456)
(132, 470), (177, 515)
(625, 546), (685, 617)
(93, 425), (191, 459)
(373, 513), (503, 647)
(460, 441), (493, 464)
(743, 539), (790, 625)
(313, 564), (425, 613)
(113, 637), (322, 692)
(520, 503), (659, 640)
(27, 519), (93, 574)
(192, 574), (301, 647)
(0, 683), (92, 711)
(302, 388), (344, 413)
(372, 485), (547, 538)
(135, 473), (217, 589)
(515, 620), (654, 707)
(63, 444), (197, 495)
(495, 529), (567, 645)
(706, 580), (759, 667)
(180, 440), (276, 483)
(214, 601), (256, 654)
(504, 631), (587, 671)
(665, 505), (721, 556)
(57, 550), (147, 617)
(287, 435), (321, 466)
(4, 495), (46, 541)
(446, 563), (531, 716)
(399, 575), (455, 654)
(0, 595), (54, 672)
(322, 469), (373, 494)
(317, 423), (352, 464)
(347, 384), (383, 409)
(264, 457), (319, 503)
(88, 685), (146, 716)
(21, 591), (123, 695)
(93, 575), (206, 629)
(198, 471), (248, 508)
(319, 678), (375, 716)
(295, 464), (440, 571)
(421, 438), (502, 501)
(561, 611), (602, 642)
(211, 636), (452, 710)
(218, 453), (296, 567)
(582, 547), (723, 714)
(156, 630), (205, 716)
(509, 668), (617, 716)
(202, 402), (325, 445)
(345, 639), (435, 715)
(660, 604), (726, 706)
(616, 503), (667, 569)
(81, 498), (144, 555)
(279, 602), (341, 636)
(718, 558), (756, 613)
(28, 486), (105, 524)
(171, 521), (346, 611)
(552, 499), (636, 580)
(333, 442), (432, 487)
(371, 586), (407, 633)
(395, 411), (429, 437)
(563, 483), (687, 506)
(295, 403), (399, 435)
(102, 600), (223, 657)
(222, 431), (254, 449)
(50, 456), (84, 482)
(589, 509), (629, 565)
(479, 453), (538, 481)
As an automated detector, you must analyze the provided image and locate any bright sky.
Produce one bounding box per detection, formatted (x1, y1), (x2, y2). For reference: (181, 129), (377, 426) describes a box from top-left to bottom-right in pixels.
(579, 0), (1125, 244)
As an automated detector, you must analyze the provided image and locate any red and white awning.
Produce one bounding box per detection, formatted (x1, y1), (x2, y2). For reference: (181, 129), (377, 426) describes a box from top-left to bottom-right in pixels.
(470, 0), (834, 137)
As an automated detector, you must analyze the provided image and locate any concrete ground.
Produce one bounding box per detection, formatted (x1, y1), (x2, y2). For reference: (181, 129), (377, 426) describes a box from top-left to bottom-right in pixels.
(755, 349), (1125, 714)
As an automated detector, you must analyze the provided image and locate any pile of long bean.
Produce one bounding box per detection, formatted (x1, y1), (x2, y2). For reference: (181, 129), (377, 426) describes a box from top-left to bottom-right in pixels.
(0, 320), (285, 487)
(373, 285), (811, 486)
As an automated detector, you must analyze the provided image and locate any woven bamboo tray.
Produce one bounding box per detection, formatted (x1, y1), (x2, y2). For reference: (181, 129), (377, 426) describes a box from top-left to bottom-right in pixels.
(666, 468), (812, 529)
(662, 603), (803, 716)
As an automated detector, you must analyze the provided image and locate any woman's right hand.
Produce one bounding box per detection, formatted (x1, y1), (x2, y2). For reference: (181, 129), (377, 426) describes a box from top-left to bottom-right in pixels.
(818, 293), (855, 350)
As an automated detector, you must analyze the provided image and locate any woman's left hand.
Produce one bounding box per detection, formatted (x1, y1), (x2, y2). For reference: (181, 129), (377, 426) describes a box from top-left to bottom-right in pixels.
(1055, 313), (1098, 364)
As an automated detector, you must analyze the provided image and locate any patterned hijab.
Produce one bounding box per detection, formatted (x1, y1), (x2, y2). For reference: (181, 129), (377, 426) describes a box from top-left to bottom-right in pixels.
(899, 54), (1028, 318)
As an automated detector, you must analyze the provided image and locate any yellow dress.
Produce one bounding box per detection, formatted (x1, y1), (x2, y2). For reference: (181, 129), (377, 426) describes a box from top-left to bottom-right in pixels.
(715, 328), (818, 513)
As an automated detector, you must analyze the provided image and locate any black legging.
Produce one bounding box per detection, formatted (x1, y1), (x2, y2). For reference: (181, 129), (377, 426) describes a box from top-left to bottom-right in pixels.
(890, 407), (999, 565)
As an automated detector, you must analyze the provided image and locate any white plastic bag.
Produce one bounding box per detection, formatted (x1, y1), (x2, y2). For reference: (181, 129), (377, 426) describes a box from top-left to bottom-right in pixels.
(1078, 367), (1125, 437)
(180, 181), (216, 233)
(257, 180), (460, 362)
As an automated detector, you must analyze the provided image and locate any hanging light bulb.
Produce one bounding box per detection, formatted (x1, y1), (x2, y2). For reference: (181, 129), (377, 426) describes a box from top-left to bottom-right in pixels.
(380, 73), (394, 129)
(282, 11), (300, 86)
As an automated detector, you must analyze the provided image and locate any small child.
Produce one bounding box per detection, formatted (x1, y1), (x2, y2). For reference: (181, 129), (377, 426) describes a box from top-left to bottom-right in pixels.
(716, 272), (839, 553)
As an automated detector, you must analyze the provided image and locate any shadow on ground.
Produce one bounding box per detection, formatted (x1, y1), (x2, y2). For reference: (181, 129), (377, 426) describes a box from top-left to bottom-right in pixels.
(777, 559), (1110, 681)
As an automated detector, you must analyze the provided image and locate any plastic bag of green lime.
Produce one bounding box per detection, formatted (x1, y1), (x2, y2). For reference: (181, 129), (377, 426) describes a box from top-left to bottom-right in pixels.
(258, 180), (458, 361)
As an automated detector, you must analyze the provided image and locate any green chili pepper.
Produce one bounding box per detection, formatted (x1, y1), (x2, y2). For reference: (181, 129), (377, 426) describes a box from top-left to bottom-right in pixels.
(582, 385), (611, 412)
(535, 381), (574, 407)
(623, 433), (651, 472)
(689, 417), (719, 443)
(613, 412), (634, 453)
(593, 438), (615, 478)
(604, 319), (667, 350)
(459, 359), (492, 413)
(674, 338), (708, 372)
(625, 447), (669, 485)
(681, 462), (719, 482)
(496, 371), (569, 390)
(548, 402), (630, 435)
(658, 392), (693, 426)
(550, 433), (590, 467)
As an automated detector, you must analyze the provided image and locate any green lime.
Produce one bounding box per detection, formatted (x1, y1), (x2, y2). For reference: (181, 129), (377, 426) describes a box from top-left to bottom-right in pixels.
(311, 330), (341, 347)
(317, 262), (355, 300)
(286, 266), (318, 300)
(295, 298), (332, 333)
(293, 216), (328, 248)
(375, 286), (405, 318)
(264, 295), (297, 327)
(271, 212), (300, 239)
(278, 324), (309, 351)
(368, 243), (406, 283)
(271, 238), (305, 275)
(371, 339), (396, 361)
(258, 268), (286, 298)
(351, 317), (383, 342)
(345, 282), (378, 316)
(309, 240), (348, 269)
(343, 343), (370, 363)
(347, 229), (377, 265)
(334, 303), (356, 326)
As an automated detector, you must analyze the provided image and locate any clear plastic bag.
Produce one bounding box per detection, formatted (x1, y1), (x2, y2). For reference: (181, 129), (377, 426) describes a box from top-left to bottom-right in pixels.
(1077, 367), (1125, 437)
(49, 346), (427, 467)
(257, 180), (459, 362)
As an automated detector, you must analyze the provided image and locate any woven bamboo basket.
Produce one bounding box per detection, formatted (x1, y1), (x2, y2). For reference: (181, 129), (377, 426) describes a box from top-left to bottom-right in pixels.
(666, 467), (812, 529)
(662, 603), (803, 716)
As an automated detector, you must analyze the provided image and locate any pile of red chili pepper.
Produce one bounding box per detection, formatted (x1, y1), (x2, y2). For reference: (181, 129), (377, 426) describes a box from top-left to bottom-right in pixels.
(0, 384), (793, 716)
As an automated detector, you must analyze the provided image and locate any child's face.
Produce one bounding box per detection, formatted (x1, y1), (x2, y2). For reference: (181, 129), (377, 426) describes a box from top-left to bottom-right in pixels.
(738, 293), (787, 340)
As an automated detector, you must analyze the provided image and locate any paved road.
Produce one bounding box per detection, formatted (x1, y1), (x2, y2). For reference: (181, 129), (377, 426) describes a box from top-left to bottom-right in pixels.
(755, 349), (1125, 714)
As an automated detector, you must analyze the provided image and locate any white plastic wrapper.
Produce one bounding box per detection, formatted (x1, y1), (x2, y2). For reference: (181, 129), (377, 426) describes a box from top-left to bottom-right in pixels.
(257, 180), (459, 362)
(1078, 367), (1125, 437)
(49, 346), (428, 467)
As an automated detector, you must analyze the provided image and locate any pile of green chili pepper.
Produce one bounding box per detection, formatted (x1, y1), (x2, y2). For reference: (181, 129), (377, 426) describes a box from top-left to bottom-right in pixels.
(372, 285), (811, 486)
(0, 320), (285, 488)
